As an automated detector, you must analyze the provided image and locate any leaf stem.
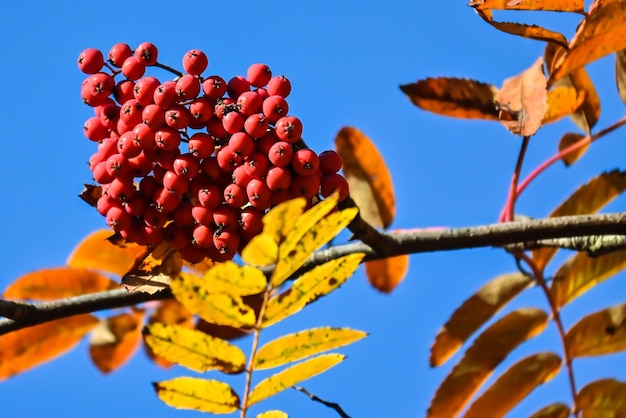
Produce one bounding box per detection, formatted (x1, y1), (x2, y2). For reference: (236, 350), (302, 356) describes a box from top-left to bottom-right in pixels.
(152, 61), (183, 78)
(500, 135), (531, 222)
(293, 386), (351, 418)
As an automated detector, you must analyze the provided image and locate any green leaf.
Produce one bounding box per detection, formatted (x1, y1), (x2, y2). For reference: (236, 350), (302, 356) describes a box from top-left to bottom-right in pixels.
(254, 327), (367, 370)
(248, 353), (345, 406)
(263, 253), (365, 327)
(144, 323), (246, 373)
(153, 377), (240, 414)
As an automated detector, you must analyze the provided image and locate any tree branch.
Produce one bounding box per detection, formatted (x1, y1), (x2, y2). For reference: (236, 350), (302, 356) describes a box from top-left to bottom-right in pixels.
(1, 212), (625, 335)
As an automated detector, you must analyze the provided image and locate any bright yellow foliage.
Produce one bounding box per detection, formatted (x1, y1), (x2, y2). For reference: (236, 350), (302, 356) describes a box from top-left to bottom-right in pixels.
(202, 261), (267, 295)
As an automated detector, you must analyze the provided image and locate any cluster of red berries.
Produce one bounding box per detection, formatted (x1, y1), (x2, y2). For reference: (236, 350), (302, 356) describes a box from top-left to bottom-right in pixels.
(79, 42), (349, 264)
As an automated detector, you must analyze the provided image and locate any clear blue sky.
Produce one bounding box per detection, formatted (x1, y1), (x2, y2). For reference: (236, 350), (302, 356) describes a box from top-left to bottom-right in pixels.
(1, 1), (625, 417)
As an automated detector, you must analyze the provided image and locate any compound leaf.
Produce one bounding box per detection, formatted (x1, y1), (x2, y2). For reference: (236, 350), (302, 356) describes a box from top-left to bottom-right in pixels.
(154, 377), (240, 414)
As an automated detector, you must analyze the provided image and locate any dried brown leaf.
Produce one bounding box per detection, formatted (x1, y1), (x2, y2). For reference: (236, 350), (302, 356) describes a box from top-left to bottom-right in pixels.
(495, 57), (548, 136)
(566, 303), (626, 358)
(532, 170), (626, 270)
(427, 308), (549, 418)
(558, 133), (588, 166)
(468, 0), (584, 12)
(474, 10), (569, 48)
(122, 241), (182, 294)
(463, 352), (562, 418)
(616, 49), (626, 104)
(529, 403), (571, 418)
(90, 310), (144, 374)
(430, 273), (533, 367)
(335, 127), (395, 228)
(400, 77), (499, 120)
(576, 378), (626, 416)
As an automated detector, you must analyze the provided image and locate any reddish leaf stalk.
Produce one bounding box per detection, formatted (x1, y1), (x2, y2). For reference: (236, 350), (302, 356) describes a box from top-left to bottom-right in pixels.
(516, 252), (578, 413)
(500, 135), (531, 222)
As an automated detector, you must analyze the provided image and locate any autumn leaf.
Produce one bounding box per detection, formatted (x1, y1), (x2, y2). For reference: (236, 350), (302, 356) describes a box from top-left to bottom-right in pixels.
(335, 127), (395, 229)
(144, 323), (246, 373)
(0, 314), (98, 380)
(430, 272), (533, 367)
(558, 133), (588, 166)
(463, 352), (562, 418)
(551, 249), (626, 307)
(542, 86), (585, 124)
(565, 303), (626, 358)
(144, 299), (194, 368)
(427, 308), (549, 418)
(528, 403), (571, 418)
(153, 377), (240, 414)
(254, 327), (367, 370)
(241, 233), (280, 267)
(89, 310), (144, 374)
(67, 229), (145, 277)
(576, 378), (626, 417)
(551, 1), (626, 82)
(3, 267), (118, 300)
(263, 253), (365, 328)
(171, 273), (256, 328)
(467, 0), (584, 12)
(364, 254), (410, 293)
(201, 261), (267, 296)
(532, 170), (626, 270)
(494, 57), (548, 136)
(247, 353), (345, 406)
(122, 241), (183, 294)
(399, 77), (499, 120)
(616, 49), (626, 104)
(256, 411), (288, 418)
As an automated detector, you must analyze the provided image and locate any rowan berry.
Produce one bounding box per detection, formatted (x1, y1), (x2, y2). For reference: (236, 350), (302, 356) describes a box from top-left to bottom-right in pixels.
(262, 95), (289, 123)
(175, 74), (201, 100)
(243, 113), (269, 138)
(222, 111), (245, 134)
(227, 76), (251, 99)
(237, 91), (263, 116)
(320, 173), (349, 201)
(121, 56), (146, 80)
(232, 165), (253, 188)
(223, 183), (248, 207)
(154, 147), (181, 170)
(97, 195), (117, 216)
(247, 63), (272, 88)
(268, 141), (293, 167)
(319, 150), (342, 175)
(172, 202), (195, 227)
(291, 174), (321, 199)
(173, 153), (200, 179)
(275, 116), (303, 143)
(108, 43), (133, 68)
(188, 132), (215, 159)
(135, 42), (158, 65)
(254, 87), (270, 100)
(202, 75), (227, 100)
(215, 97), (237, 119)
(113, 80), (136, 104)
(206, 116), (229, 140)
(133, 76), (160, 106)
(244, 152), (269, 179)
(120, 99), (143, 126)
(142, 104), (166, 129)
(83, 117), (108, 141)
(292, 148), (320, 176)
(155, 127), (182, 150)
(267, 75), (291, 98)
(216, 145), (242, 172)
(108, 177), (136, 201)
(154, 188), (181, 213)
(198, 184), (223, 209)
(179, 244), (207, 264)
(99, 103), (120, 130)
(192, 204), (215, 226)
(127, 152), (154, 177)
(117, 131), (142, 158)
(213, 205), (240, 230)
(164, 223), (191, 250)
(124, 194), (147, 217)
(213, 229), (240, 256)
(183, 49), (208, 75)
(105, 153), (132, 179)
(265, 166), (292, 191)
(189, 97), (214, 124)
(107, 206), (132, 231)
(144, 206), (167, 229)
(193, 224), (215, 248)
(229, 132), (254, 157)
(239, 207), (264, 238)
(257, 129), (279, 154)
(93, 161), (115, 183)
(246, 178), (272, 210)
(78, 48), (104, 74)
(162, 171), (189, 195)
(153, 81), (178, 109)
(165, 104), (191, 129)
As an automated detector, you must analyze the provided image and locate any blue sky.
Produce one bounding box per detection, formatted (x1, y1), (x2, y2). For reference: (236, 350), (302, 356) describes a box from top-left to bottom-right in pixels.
(1, 1), (625, 417)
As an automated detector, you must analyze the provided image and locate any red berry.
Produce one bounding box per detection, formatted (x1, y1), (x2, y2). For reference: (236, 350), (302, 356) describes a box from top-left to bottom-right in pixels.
(165, 104), (191, 129)
(188, 132), (215, 159)
(213, 205), (241, 230)
(108, 43), (133, 68)
(113, 80), (136, 104)
(144, 206), (167, 229)
(321, 173), (349, 201)
(105, 153), (132, 179)
(257, 129), (279, 154)
(107, 206), (132, 231)
(99, 103), (121, 130)
(198, 184), (223, 210)
(173, 153), (200, 179)
(108, 177), (136, 201)
(291, 174), (321, 199)
(155, 127), (182, 150)
(268, 141), (294, 167)
(244, 114), (269, 138)
(88, 72), (116, 99)
(223, 183), (248, 207)
(227, 76), (251, 99)
(154, 188), (181, 213)
(83, 117), (108, 141)
(265, 166), (292, 191)
(244, 152), (269, 179)
(163, 171), (189, 195)
(176, 74), (201, 100)
(275, 116), (303, 143)
(239, 207), (264, 238)
(131, 123), (156, 150)
(202, 75), (227, 100)
(213, 229), (240, 256)
(121, 57), (146, 80)
(153, 81), (178, 109)
(164, 223), (191, 250)
(124, 195), (147, 217)
(229, 132), (255, 157)
(128, 152), (154, 177)
(142, 104), (166, 129)
(78, 48), (104, 74)
(215, 97), (237, 119)
(222, 111), (245, 134)
(173, 202), (196, 227)
(93, 161), (115, 184)
(117, 131), (142, 158)
(183, 49), (209, 75)
(246, 178), (272, 210)
(267, 75), (291, 98)
(237, 91), (263, 116)
(262, 95), (289, 123)
(133, 76), (160, 106)
(232, 165), (253, 188)
(216, 146), (243, 172)
(206, 116), (229, 140)
(319, 150), (343, 175)
(135, 42), (158, 65)
(193, 224), (215, 248)
(189, 97), (214, 124)
(247, 63), (272, 88)
(154, 147), (181, 170)
(292, 148), (320, 176)
(139, 176), (160, 198)
(120, 99), (143, 126)
(179, 244), (208, 264)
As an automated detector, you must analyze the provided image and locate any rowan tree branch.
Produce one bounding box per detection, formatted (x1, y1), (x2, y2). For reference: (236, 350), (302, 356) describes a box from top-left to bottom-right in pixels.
(1, 212), (625, 335)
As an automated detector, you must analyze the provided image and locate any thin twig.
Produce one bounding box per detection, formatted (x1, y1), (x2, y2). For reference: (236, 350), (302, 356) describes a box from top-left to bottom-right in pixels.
(293, 386), (351, 418)
(500, 135), (531, 222)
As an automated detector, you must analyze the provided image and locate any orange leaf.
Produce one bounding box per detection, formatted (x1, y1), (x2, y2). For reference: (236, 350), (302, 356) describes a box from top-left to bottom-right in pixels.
(473, 9), (568, 47)
(335, 127), (395, 229)
(529, 403), (571, 418)
(468, 0), (584, 12)
(364, 254), (409, 293)
(532, 170), (626, 271)
(90, 310), (144, 374)
(427, 308), (548, 418)
(558, 133), (588, 166)
(551, 1), (626, 82)
(3, 267), (118, 300)
(576, 378), (626, 416)
(78, 184), (102, 207)
(616, 49), (626, 104)
(430, 273), (533, 367)
(565, 303), (626, 358)
(67, 229), (145, 277)
(399, 77), (499, 120)
(494, 57), (548, 136)
(0, 314), (98, 380)
(463, 352), (562, 418)
(122, 241), (182, 294)
(144, 300), (194, 368)
(542, 86), (585, 124)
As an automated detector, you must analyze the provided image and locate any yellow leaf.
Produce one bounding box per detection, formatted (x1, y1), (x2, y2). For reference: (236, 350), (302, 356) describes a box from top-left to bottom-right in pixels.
(256, 411), (288, 418)
(427, 308), (549, 418)
(154, 377), (240, 414)
(203, 261), (267, 296)
(254, 327), (367, 370)
(430, 272), (533, 367)
(335, 127), (395, 228)
(171, 273), (256, 328)
(494, 57), (548, 137)
(399, 77), (500, 120)
(468, 0), (584, 12)
(241, 233), (280, 267)
(67, 229), (145, 277)
(365, 254), (410, 293)
(263, 253), (365, 328)
(144, 323), (246, 373)
(532, 170), (626, 271)
(144, 299), (194, 369)
(262, 197), (307, 245)
(3, 267), (118, 300)
(272, 206), (359, 287)
(248, 353), (345, 406)
(551, 1), (626, 82)
(551, 249), (626, 307)
(90, 310), (144, 374)
(542, 86), (585, 124)
(0, 314), (98, 380)
(576, 378), (626, 416)
(463, 352), (562, 418)
(565, 303), (626, 358)
(529, 403), (571, 418)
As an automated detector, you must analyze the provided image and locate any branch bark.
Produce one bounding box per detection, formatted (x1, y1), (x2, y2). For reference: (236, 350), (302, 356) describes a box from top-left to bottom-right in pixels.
(1, 212), (625, 335)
